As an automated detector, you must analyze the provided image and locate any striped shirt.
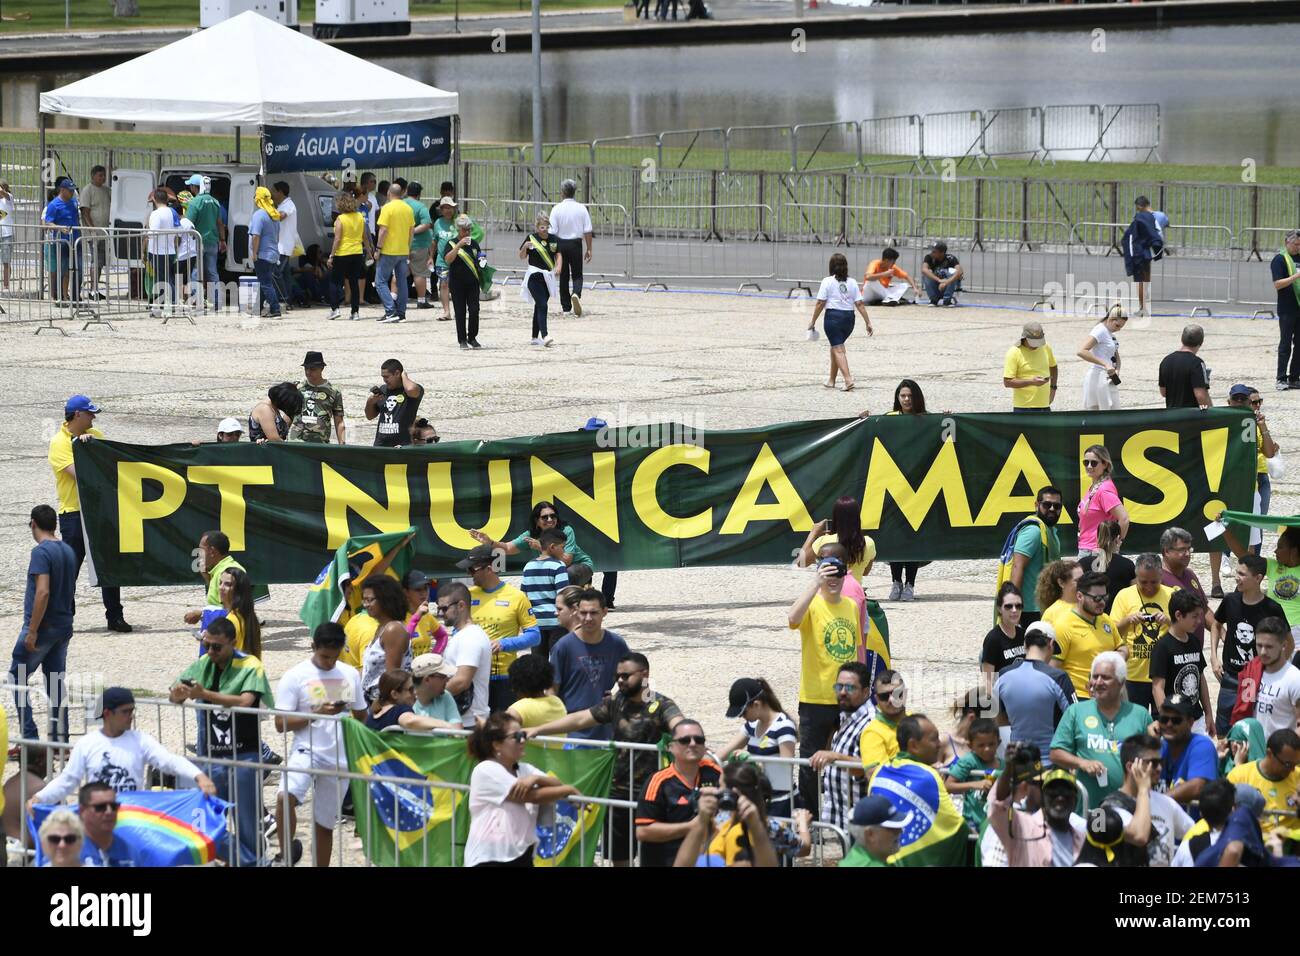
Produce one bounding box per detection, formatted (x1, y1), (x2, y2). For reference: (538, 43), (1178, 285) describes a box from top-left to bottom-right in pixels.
(820, 698), (876, 832)
(743, 712), (797, 799)
(520, 557), (569, 628)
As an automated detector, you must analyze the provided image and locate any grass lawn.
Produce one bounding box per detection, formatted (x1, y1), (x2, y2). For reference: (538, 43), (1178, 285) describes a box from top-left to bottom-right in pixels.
(0, 0), (616, 32)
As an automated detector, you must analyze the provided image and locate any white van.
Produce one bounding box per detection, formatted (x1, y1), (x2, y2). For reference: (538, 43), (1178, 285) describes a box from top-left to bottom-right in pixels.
(110, 164), (340, 277)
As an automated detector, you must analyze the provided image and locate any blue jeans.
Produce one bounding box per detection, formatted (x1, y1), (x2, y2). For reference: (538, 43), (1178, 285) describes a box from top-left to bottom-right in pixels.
(254, 258), (280, 314)
(923, 274), (962, 304)
(192, 247), (220, 310)
(150, 253), (177, 306)
(276, 254), (295, 307)
(1216, 671), (1239, 737)
(528, 271), (550, 337)
(9, 633), (71, 742)
(209, 750), (263, 866)
(376, 254), (409, 316)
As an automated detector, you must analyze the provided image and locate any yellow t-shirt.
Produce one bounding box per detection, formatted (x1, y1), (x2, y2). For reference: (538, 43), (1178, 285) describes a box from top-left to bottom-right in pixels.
(1257, 430), (1268, 475)
(511, 694), (568, 730)
(406, 611), (438, 658)
(228, 610), (247, 654)
(1109, 583), (1173, 686)
(1003, 344), (1057, 409)
(860, 713), (904, 770)
(790, 593), (863, 705)
(1053, 609), (1121, 698)
(335, 211), (365, 257)
(377, 200), (415, 256)
(49, 424), (105, 513)
(1041, 599), (1074, 635)
(340, 611), (379, 670)
(470, 582), (538, 679)
(1228, 761), (1300, 835)
(812, 533), (877, 584)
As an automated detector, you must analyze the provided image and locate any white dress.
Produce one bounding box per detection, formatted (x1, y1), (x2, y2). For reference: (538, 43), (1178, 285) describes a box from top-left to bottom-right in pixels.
(1082, 322), (1120, 410)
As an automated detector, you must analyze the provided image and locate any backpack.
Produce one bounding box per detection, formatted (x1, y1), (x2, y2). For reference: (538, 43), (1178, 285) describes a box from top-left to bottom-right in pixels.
(994, 516), (1049, 621)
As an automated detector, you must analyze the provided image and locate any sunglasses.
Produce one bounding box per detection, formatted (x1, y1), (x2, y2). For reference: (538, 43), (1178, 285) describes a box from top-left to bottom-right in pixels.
(674, 735), (707, 746)
(1002, 602), (1023, 610)
(1083, 459), (1101, 467)
(1157, 714), (1186, 725)
(508, 731), (528, 743)
(436, 601), (460, 614)
(1039, 502), (1063, 510)
(832, 682), (862, 694)
(86, 801), (120, 813)
(1250, 399), (1264, 407)
(1082, 592), (1108, 603)
(538, 513), (558, 521)
(45, 833), (80, 846)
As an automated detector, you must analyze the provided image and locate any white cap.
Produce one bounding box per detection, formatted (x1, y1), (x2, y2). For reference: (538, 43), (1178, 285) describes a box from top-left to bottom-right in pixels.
(217, 417), (243, 434)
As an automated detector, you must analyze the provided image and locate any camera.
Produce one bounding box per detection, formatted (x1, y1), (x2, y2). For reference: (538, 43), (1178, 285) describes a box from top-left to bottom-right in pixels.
(716, 790), (738, 813)
(1006, 741), (1042, 783)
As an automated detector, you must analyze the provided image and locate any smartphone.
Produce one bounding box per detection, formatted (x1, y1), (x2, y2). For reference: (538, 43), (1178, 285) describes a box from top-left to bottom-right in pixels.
(180, 678), (196, 687)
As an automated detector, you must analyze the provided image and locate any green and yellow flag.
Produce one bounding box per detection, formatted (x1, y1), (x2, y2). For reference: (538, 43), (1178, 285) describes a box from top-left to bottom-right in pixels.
(869, 756), (969, 867)
(299, 527), (417, 634)
(525, 742), (615, 868)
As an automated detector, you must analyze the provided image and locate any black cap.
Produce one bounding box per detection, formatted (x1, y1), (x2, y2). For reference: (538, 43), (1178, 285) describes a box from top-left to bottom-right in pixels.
(1160, 694), (1197, 719)
(302, 351), (326, 368)
(455, 544), (496, 571)
(402, 569), (432, 590)
(726, 678), (763, 719)
(99, 686), (134, 715)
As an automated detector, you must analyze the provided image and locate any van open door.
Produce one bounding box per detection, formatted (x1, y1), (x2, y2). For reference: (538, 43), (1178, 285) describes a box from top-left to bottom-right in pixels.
(109, 168), (154, 265)
(227, 173), (258, 273)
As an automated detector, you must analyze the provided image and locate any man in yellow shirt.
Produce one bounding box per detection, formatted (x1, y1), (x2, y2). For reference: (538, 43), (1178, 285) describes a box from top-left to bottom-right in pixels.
(1003, 321), (1058, 411)
(47, 395), (129, 631)
(459, 544), (540, 712)
(375, 183), (416, 324)
(1053, 571), (1124, 697)
(1109, 554), (1173, 712)
(1226, 728), (1300, 837)
(859, 670), (909, 771)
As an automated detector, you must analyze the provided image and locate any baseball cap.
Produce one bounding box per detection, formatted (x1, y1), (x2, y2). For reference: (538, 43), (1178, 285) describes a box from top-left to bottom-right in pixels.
(302, 350), (326, 368)
(438, 197), (457, 208)
(455, 544), (496, 571)
(1228, 383), (1254, 400)
(1159, 693), (1197, 719)
(1024, 621), (1056, 646)
(185, 174), (204, 187)
(851, 794), (913, 829)
(411, 653), (457, 680)
(217, 417), (243, 435)
(99, 687), (134, 715)
(1021, 321), (1046, 347)
(581, 417), (607, 432)
(725, 678), (764, 719)
(56, 176), (76, 190)
(402, 569), (432, 591)
(1040, 767), (1077, 790)
(65, 395), (101, 415)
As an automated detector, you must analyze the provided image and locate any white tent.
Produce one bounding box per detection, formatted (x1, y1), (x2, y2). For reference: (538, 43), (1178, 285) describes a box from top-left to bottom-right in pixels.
(39, 11), (458, 127)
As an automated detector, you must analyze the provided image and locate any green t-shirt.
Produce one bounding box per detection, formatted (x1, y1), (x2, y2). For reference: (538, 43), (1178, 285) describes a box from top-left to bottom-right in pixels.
(1265, 557), (1300, 626)
(1012, 520), (1061, 612)
(839, 844), (892, 867)
(185, 192), (222, 248)
(433, 217), (458, 264)
(1049, 699), (1151, 810)
(948, 751), (1002, 830)
(406, 198), (434, 251)
(414, 692), (460, 723)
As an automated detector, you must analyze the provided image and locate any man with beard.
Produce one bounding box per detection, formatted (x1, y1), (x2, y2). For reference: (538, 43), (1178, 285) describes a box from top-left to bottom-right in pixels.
(1110, 553), (1174, 713)
(1007, 487), (1064, 628)
(806, 662), (878, 833)
(528, 652), (684, 866)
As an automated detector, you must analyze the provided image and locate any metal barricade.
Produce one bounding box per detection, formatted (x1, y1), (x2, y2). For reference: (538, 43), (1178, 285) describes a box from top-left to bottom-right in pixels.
(520, 140), (596, 166)
(592, 133), (662, 169)
(921, 110), (989, 168)
(1068, 221), (1233, 306)
(1040, 104), (1103, 163)
(725, 124), (796, 173)
(860, 114), (928, 172)
(630, 203), (777, 290)
(482, 198), (632, 286)
(792, 121), (862, 172)
(1234, 227), (1290, 309)
(980, 107), (1045, 163)
(915, 217), (1073, 298)
(1097, 103), (1161, 163)
(658, 127), (726, 171)
(780, 202), (919, 245)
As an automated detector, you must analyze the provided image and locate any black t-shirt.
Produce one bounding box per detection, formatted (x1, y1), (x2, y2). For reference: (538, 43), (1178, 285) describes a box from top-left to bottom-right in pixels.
(520, 234), (559, 271)
(1213, 592), (1287, 677)
(924, 253), (960, 274)
(366, 703), (414, 731)
(1100, 791), (1154, 867)
(634, 760), (722, 867)
(1271, 254), (1300, 321)
(446, 238), (482, 285)
(1157, 351), (1209, 409)
(1149, 632), (1207, 718)
(373, 383), (422, 447)
(980, 625), (1026, 672)
(1079, 553), (1136, 613)
(203, 668), (263, 758)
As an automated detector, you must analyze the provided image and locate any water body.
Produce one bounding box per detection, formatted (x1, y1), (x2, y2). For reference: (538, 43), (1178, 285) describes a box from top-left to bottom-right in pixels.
(7, 22), (1293, 166)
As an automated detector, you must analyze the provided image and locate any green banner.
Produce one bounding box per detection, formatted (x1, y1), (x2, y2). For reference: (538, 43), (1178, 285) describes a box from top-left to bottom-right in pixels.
(73, 409), (1255, 586)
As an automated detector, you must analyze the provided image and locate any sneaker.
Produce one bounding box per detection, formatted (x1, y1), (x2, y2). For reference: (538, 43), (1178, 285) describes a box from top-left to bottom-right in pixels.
(529, 337), (542, 346)
(416, 300), (432, 309)
(459, 341), (470, 350)
(888, 581), (902, 601)
(1210, 585), (1224, 600)
(468, 339), (483, 349)
(571, 294), (583, 317)
(946, 297), (959, 307)
(479, 289), (500, 302)
(349, 311), (361, 321)
(1290, 379), (1300, 390)
(901, 584), (915, 602)
(884, 300), (900, 307)
(1277, 380), (1290, 391)
(542, 336), (554, 347)
(326, 308), (341, 320)
(107, 617), (133, 633)
(378, 311), (394, 322)
(267, 312), (282, 319)
(379, 313), (404, 324)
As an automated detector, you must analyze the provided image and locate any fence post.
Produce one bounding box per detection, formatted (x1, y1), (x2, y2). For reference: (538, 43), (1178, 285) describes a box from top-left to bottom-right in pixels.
(1109, 181), (1119, 250)
(789, 127), (797, 174)
(839, 172), (848, 246)
(1249, 185), (1260, 258)
(973, 177), (984, 251)
(1021, 178), (1030, 249)
(710, 169), (719, 241)
(758, 173), (766, 239)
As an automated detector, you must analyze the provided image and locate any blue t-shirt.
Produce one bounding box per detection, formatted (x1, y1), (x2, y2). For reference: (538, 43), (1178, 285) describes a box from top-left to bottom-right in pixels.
(549, 629), (629, 741)
(43, 195), (81, 239)
(249, 209), (280, 262)
(80, 833), (137, 867)
(24, 539), (77, 641)
(1161, 733), (1218, 791)
(993, 658), (1076, 765)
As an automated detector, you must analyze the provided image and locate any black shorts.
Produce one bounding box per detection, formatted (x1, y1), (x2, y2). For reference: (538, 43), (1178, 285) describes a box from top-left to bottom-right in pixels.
(1126, 680), (1154, 713)
(603, 797), (637, 863)
(1131, 261), (1151, 282)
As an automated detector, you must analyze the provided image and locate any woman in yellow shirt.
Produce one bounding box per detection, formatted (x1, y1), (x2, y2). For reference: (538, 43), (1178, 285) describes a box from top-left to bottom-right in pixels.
(506, 654), (567, 738)
(1037, 558), (1082, 634)
(326, 189), (373, 321)
(218, 566), (262, 657)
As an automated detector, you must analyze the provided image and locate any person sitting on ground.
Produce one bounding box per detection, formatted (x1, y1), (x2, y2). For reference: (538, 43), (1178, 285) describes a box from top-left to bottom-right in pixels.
(861, 246), (915, 305)
(366, 669), (460, 732)
(919, 241), (963, 306)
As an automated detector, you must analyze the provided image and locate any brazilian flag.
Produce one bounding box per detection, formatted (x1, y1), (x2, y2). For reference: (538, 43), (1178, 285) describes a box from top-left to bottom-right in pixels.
(343, 720), (471, 867)
(298, 527), (417, 634)
(869, 757), (969, 867)
(526, 742), (614, 868)
(863, 599), (891, 692)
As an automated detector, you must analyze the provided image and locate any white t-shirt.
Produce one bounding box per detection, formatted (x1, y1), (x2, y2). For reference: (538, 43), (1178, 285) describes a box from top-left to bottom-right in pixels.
(1172, 827), (1220, 867)
(32, 728), (203, 805)
(1110, 790), (1193, 867)
(0, 195), (13, 238)
(1087, 322), (1118, 365)
(274, 658), (364, 767)
(146, 207), (178, 255)
(816, 276), (863, 312)
(177, 217), (197, 260)
(276, 197), (299, 256)
(743, 712), (798, 795)
(1256, 663), (1300, 740)
(465, 759), (542, 866)
(445, 623), (493, 728)
(548, 198), (593, 240)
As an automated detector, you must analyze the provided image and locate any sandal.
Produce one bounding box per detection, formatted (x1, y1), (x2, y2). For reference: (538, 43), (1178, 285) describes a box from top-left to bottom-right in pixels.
(843, 381), (856, 392)
(823, 381), (837, 389)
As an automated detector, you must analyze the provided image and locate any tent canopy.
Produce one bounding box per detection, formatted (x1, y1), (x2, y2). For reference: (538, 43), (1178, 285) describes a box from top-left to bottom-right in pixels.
(39, 11), (458, 128)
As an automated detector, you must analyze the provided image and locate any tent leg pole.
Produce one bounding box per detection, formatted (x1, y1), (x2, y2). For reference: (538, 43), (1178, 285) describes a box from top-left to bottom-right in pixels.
(451, 115), (461, 191)
(37, 109), (46, 182)
(235, 127), (241, 165)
